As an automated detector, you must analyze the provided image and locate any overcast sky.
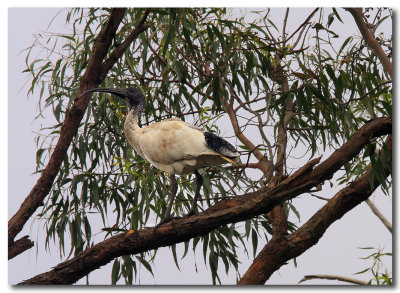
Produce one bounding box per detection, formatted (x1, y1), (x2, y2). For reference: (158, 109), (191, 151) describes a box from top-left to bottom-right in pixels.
(7, 6), (393, 287)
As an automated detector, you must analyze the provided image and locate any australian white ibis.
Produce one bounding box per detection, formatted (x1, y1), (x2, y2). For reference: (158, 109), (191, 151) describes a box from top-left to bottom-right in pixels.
(80, 87), (239, 227)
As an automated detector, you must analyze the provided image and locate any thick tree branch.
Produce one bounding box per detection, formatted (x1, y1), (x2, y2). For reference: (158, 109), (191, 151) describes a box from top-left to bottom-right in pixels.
(266, 57), (295, 236)
(298, 274), (368, 285)
(8, 8), (150, 256)
(347, 8), (392, 78)
(18, 116), (391, 285)
(237, 135), (392, 285)
(8, 8), (126, 248)
(8, 236), (34, 260)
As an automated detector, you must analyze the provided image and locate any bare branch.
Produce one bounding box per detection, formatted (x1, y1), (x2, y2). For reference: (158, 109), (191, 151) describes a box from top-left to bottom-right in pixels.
(286, 8), (319, 45)
(365, 198), (392, 233)
(298, 274), (368, 285)
(224, 100), (268, 170)
(282, 8), (290, 42)
(309, 193), (330, 201)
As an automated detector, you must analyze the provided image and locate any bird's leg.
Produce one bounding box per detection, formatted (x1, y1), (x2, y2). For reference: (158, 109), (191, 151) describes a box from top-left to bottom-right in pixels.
(163, 174), (178, 221)
(155, 174), (178, 229)
(185, 170), (203, 217)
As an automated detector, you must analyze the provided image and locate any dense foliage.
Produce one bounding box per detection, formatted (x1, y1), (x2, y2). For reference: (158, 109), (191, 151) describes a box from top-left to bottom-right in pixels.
(23, 8), (391, 284)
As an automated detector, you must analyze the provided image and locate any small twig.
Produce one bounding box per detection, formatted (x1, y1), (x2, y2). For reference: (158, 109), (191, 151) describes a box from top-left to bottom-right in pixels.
(310, 193), (329, 201)
(207, 162), (261, 173)
(285, 8), (319, 44)
(365, 198), (392, 233)
(299, 274), (368, 285)
(282, 8), (290, 42)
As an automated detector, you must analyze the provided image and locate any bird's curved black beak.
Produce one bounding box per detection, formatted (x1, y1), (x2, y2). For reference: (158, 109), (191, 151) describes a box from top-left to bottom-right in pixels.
(79, 87), (128, 99)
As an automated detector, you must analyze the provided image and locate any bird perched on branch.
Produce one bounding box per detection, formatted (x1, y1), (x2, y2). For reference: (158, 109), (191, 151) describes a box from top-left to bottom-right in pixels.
(80, 87), (239, 227)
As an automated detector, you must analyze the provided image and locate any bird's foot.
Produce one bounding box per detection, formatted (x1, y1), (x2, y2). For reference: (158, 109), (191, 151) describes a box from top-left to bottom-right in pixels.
(183, 208), (198, 218)
(153, 215), (181, 232)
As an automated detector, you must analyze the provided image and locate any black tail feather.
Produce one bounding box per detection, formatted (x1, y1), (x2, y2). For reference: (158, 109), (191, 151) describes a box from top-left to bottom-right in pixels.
(204, 132), (238, 158)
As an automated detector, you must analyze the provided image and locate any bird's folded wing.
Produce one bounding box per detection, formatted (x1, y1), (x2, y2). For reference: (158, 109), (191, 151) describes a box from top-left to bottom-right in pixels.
(139, 120), (207, 163)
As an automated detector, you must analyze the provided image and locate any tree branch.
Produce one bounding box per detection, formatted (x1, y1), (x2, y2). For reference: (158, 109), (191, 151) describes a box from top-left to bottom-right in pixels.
(298, 274), (368, 285)
(224, 99), (269, 170)
(8, 8), (126, 248)
(8, 8), (149, 258)
(18, 116), (391, 285)
(8, 236), (34, 260)
(100, 9), (150, 80)
(346, 8), (392, 78)
(365, 198), (392, 233)
(237, 135), (392, 285)
(207, 162), (262, 172)
(265, 54), (294, 236)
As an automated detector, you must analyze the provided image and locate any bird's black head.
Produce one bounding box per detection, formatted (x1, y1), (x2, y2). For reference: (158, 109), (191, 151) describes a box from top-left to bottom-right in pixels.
(80, 87), (145, 112)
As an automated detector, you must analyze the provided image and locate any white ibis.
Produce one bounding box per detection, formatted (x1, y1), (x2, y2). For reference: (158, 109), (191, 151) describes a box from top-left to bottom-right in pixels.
(80, 87), (239, 227)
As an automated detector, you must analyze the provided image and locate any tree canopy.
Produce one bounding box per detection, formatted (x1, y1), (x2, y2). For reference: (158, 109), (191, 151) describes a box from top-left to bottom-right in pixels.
(9, 7), (392, 285)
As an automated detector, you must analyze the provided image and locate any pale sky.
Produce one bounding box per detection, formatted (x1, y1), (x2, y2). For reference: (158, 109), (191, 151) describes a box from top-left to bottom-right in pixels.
(7, 6), (393, 287)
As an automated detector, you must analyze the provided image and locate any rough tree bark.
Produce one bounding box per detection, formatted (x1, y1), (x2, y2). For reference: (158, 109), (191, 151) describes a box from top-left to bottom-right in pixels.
(18, 116), (391, 285)
(8, 236), (34, 260)
(237, 135), (391, 285)
(8, 8), (150, 259)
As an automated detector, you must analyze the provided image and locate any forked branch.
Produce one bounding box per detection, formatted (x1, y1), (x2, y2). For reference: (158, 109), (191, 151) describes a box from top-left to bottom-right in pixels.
(237, 135), (392, 284)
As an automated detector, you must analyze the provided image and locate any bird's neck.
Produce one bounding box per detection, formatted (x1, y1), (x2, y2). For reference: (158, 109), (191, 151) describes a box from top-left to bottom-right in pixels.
(124, 108), (141, 131)
(123, 108), (144, 156)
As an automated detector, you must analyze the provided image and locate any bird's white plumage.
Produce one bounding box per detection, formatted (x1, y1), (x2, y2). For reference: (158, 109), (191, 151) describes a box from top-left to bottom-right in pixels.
(123, 112), (233, 175)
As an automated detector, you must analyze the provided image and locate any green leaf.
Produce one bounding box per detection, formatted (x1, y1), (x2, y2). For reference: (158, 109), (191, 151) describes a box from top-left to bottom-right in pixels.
(135, 256), (154, 277)
(171, 244), (181, 271)
(36, 148), (46, 169)
(162, 18), (177, 57)
(212, 77), (222, 110)
(211, 25), (226, 50)
(244, 220), (251, 239)
(338, 36), (353, 57)
(181, 241), (190, 259)
(251, 229), (258, 258)
(358, 246), (376, 250)
(354, 267), (370, 275)
(313, 23), (339, 38)
(327, 13), (335, 28)
(202, 234), (209, 264)
(325, 65), (336, 82)
(111, 258), (121, 284)
(209, 250), (219, 284)
(289, 202), (301, 221)
(332, 8), (343, 23)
